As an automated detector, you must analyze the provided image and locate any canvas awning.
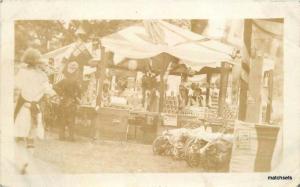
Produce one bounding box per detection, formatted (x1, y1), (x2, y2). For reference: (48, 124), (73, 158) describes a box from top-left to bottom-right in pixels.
(101, 20), (236, 68)
(42, 43), (76, 63)
(43, 20), (236, 71)
(42, 42), (94, 66)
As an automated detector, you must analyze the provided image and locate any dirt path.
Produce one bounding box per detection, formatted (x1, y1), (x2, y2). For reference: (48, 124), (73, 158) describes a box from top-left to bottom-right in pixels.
(33, 133), (202, 173)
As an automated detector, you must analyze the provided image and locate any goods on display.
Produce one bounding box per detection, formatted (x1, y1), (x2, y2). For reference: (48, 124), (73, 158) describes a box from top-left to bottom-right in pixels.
(81, 73), (98, 107)
(152, 127), (233, 171)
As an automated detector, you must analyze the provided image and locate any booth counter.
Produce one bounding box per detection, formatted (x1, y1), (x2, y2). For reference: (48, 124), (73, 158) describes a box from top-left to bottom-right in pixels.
(76, 104), (235, 144)
(76, 106), (160, 143)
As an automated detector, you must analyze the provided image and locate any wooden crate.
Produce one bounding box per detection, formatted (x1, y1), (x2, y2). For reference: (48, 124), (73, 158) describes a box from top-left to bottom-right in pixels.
(127, 111), (159, 144)
(96, 107), (129, 141)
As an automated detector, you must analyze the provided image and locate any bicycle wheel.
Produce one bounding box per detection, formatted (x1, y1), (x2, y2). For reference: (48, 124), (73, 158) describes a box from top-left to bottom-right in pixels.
(152, 136), (166, 155)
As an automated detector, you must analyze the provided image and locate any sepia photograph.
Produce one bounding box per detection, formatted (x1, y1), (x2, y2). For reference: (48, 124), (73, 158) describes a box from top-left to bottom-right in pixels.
(1, 1), (300, 187)
(12, 18), (283, 174)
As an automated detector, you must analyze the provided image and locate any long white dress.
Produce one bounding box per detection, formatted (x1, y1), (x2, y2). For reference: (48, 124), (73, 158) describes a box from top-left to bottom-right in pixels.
(14, 67), (55, 138)
(14, 67), (55, 172)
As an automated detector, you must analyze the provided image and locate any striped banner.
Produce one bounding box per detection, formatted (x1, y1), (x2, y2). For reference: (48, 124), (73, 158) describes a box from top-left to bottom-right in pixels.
(230, 120), (280, 172)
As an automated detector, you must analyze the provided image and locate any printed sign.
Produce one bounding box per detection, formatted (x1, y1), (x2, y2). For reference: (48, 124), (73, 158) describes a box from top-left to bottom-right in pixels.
(236, 129), (251, 149)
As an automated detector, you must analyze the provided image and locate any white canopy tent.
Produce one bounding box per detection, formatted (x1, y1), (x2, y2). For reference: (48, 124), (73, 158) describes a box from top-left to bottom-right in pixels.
(42, 20), (236, 71)
(100, 20), (237, 113)
(40, 20), (236, 112)
(101, 20), (236, 68)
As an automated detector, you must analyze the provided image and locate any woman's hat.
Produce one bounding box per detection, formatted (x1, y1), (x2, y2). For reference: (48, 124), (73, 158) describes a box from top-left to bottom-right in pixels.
(22, 48), (42, 65)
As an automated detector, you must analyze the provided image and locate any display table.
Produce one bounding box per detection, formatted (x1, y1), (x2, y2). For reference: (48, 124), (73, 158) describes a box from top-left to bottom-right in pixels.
(81, 107), (159, 143)
(75, 105), (234, 142)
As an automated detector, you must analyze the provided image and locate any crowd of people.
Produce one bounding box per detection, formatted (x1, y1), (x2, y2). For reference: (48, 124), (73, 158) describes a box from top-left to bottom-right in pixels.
(178, 83), (205, 110)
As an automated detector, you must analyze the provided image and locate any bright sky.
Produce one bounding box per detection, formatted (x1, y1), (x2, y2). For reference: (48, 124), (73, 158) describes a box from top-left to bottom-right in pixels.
(206, 19), (227, 39)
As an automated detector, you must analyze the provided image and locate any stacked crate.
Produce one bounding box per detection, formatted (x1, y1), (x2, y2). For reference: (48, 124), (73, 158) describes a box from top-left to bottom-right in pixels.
(163, 96), (178, 114)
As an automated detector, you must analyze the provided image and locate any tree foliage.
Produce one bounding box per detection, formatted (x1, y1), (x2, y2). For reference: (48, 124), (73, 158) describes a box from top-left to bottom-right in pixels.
(15, 19), (193, 61)
(15, 20), (140, 60)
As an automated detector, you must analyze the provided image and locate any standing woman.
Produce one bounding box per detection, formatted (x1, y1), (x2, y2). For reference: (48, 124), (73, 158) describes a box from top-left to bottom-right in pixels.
(14, 48), (56, 174)
(54, 61), (81, 141)
(178, 83), (188, 111)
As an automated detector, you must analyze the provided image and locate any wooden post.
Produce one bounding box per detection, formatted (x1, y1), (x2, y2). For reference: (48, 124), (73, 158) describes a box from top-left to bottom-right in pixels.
(246, 52), (264, 123)
(206, 73), (212, 106)
(218, 62), (230, 116)
(159, 62), (171, 113)
(238, 79), (248, 120)
(239, 19), (252, 121)
(266, 70), (273, 123)
(96, 47), (109, 107)
(159, 72), (165, 113)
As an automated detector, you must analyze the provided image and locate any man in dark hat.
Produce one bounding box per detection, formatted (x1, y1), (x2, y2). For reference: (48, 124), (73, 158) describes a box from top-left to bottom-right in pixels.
(54, 61), (82, 141)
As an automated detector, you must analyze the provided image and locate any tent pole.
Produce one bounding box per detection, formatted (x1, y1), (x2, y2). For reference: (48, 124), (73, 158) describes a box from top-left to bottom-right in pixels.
(159, 72), (165, 113)
(238, 19), (252, 121)
(159, 58), (171, 113)
(218, 62), (230, 116)
(96, 46), (108, 107)
(206, 73), (212, 107)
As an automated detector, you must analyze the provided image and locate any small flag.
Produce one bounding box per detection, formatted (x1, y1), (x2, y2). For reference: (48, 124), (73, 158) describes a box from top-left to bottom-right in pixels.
(69, 42), (93, 67)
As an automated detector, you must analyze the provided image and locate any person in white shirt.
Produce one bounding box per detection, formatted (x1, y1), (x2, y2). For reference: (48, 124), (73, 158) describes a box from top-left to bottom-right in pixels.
(14, 48), (56, 174)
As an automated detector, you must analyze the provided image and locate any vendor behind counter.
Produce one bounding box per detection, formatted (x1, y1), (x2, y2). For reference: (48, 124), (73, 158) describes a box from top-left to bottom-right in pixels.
(188, 86), (205, 107)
